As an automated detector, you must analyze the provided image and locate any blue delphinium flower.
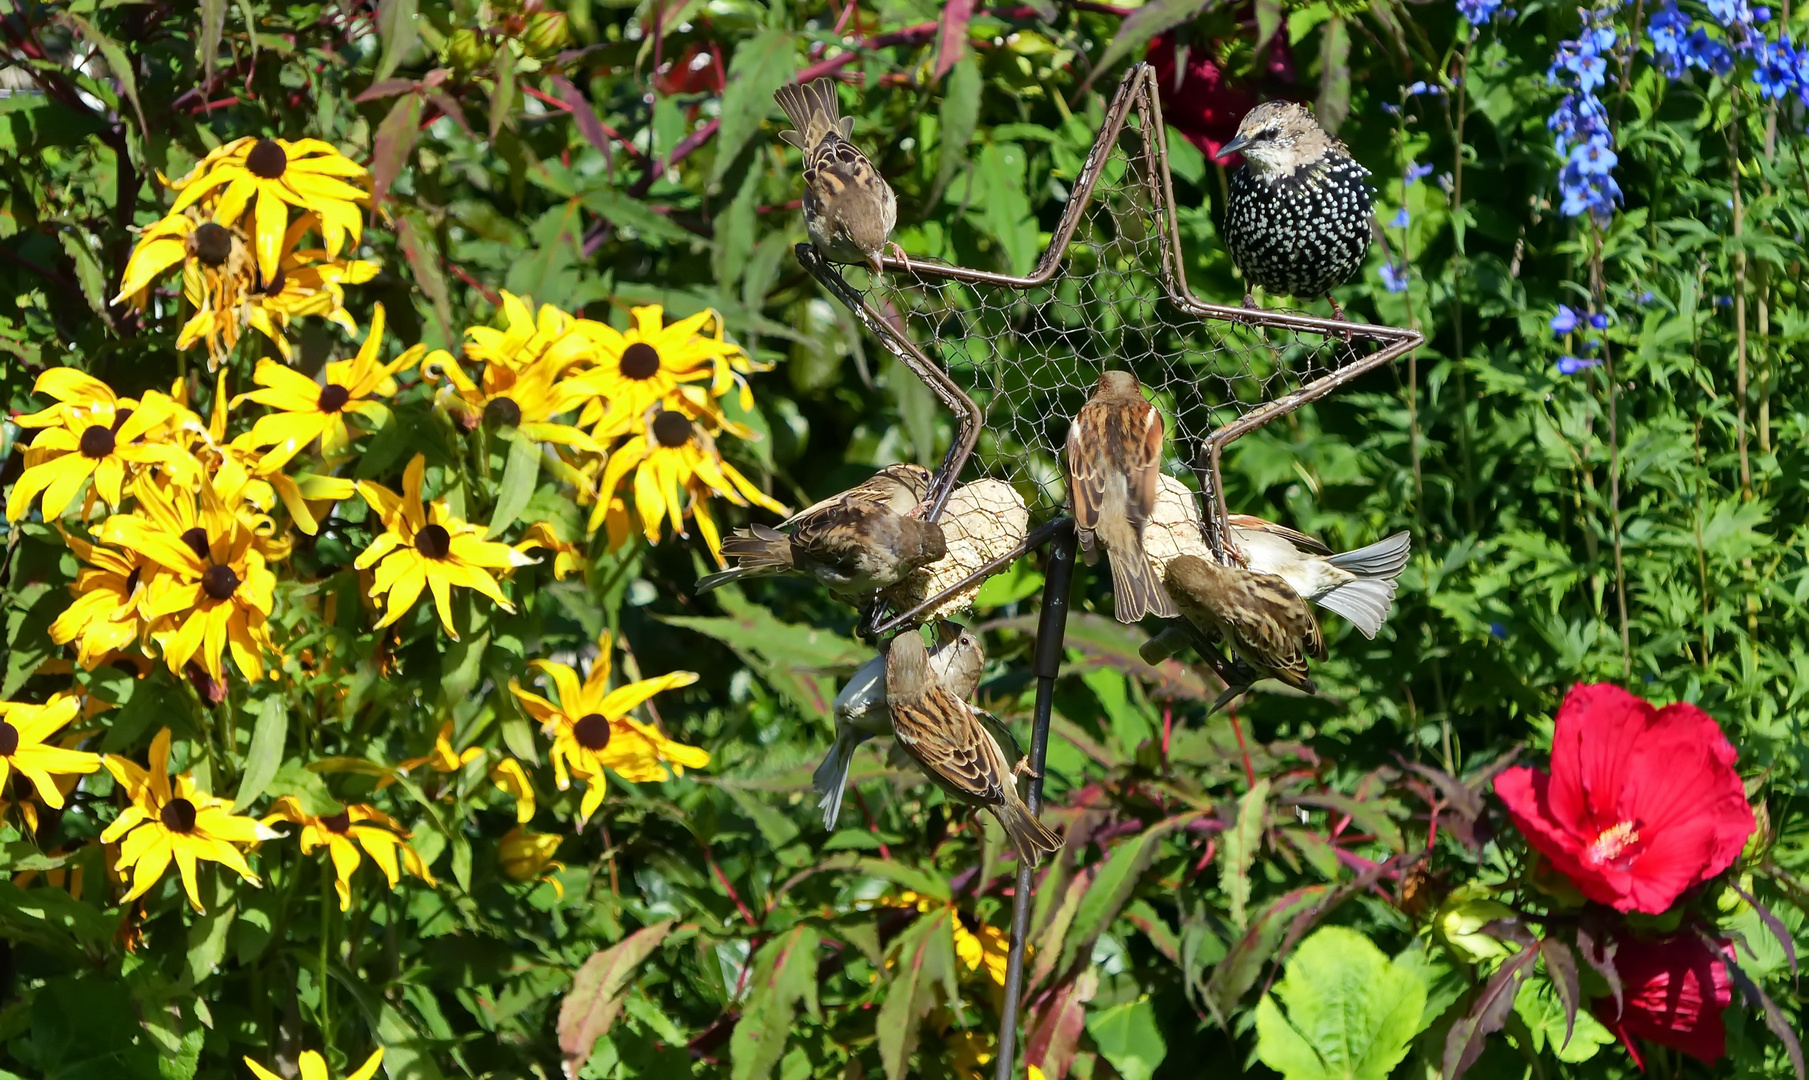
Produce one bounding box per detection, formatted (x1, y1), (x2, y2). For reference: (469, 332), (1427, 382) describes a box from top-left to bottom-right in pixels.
(1459, 0), (1506, 25)
(1389, 208), (1411, 228)
(1548, 13), (1622, 220)
(1407, 161), (1436, 182)
(1558, 355), (1603, 374)
(1589, 312), (1610, 329)
(1551, 305), (1580, 334)
(1379, 262), (1411, 293)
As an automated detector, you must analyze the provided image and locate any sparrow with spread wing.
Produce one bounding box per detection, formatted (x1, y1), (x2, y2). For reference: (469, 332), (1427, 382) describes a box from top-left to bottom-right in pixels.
(887, 630), (1060, 867)
(1067, 371), (1178, 623)
(815, 620), (984, 829)
(774, 79), (905, 274)
(1163, 554), (1327, 713)
(1227, 516), (1411, 639)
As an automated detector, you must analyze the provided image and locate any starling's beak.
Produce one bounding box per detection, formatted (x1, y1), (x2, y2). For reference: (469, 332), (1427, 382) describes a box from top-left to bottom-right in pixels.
(1216, 133), (1251, 159)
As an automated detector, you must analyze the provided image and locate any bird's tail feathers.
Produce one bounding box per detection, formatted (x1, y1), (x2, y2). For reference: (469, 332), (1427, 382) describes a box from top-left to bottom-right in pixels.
(1315, 577), (1397, 639)
(696, 525), (792, 594)
(992, 798), (1061, 868)
(813, 729), (863, 830)
(1327, 530), (1411, 579)
(1098, 518), (1177, 622)
(774, 80), (849, 147)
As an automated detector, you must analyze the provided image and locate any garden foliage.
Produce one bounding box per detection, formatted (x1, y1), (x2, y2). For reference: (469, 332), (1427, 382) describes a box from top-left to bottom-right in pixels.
(0, 1), (1806, 1078)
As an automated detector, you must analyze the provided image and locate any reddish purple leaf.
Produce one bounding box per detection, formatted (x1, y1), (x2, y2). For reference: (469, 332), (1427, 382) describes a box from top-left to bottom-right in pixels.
(1025, 968), (1096, 1080)
(371, 92), (423, 207)
(355, 77), (418, 103)
(1443, 949), (1535, 1080)
(1538, 936), (1582, 1052)
(933, 0), (975, 81)
(548, 73), (613, 165)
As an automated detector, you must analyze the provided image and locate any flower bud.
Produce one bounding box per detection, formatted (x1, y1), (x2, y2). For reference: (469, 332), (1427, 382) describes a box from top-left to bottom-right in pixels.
(1436, 893), (1518, 964)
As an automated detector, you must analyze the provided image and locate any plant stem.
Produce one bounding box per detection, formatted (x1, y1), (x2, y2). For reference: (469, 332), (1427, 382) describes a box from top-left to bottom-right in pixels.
(1590, 227), (1631, 677)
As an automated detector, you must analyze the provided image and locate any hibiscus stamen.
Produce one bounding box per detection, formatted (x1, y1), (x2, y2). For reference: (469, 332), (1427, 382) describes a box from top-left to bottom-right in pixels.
(1586, 820), (1640, 866)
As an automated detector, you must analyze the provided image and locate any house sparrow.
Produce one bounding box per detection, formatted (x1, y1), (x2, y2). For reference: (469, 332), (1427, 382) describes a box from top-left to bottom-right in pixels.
(1067, 371), (1178, 623)
(695, 498), (946, 596)
(1163, 554), (1327, 713)
(1228, 516), (1411, 639)
(887, 630), (1060, 867)
(781, 462), (930, 528)
(775, 78), (904, 274)
(815, 620), (984, 829)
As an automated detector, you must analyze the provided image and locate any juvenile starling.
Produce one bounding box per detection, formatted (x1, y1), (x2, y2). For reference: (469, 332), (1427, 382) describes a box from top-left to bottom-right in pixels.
(1227, 516), (1412, 639)
(886, 630), (1060, 867)
(1066, 371), (1179, 623)
(695, 498), (945, 597)
(774, 79), (904, 274)
(1217, 101), (1374, 312)
(815, 620), (984, 829)
(1163, 554), (1327, 713)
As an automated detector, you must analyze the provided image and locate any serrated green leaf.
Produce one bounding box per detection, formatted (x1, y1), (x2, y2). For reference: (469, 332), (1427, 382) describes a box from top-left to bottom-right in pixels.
(1254, 926), (1428, 1080)
(711, 31), (799, 187)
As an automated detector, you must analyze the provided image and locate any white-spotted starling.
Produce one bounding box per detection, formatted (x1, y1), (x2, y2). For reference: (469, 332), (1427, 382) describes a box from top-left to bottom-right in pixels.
(1217, 101), (1374, 314)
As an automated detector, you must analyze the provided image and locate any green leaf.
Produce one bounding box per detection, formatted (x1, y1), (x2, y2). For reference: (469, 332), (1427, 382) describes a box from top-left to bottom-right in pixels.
(233, 695), (288, 811)
(488, 44), (516, 143)
(64, 14), (145, 131)
(877, 911), (955, 1080)
(1512, 976), (1614, 1064)
(711, 30), (799, 187)
(1086, 995), (1167, 1080)
(558, 922), (676, 1076)
(1254, 926), (1429, 1080)
(1094, 0), (1218, 80)
(1315, 13), (1352, 133)
(184, 904), (235, 987)
(376, 0), (418, 82)
(57, 229), (108, 318)
(264, 761), (338, 817)
(730, 925), (821, 1080)
(937, 57), (983, 193)
(578, 185), (700, 248)
(1220, 778), (1270, 929)
(199, 0), (226, 84)
(487, 432), (542, 538)
(372, 91), (423, 206)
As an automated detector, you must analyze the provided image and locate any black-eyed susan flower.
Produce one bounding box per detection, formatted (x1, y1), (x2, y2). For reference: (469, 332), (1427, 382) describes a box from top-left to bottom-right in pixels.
(6, 371), (196, 521)
(166, 136), (369, 280)
(384, 720), (482, 785)
(101, 728), (264, 912)
(571, 304), (766, 434)
(262, 797), (435, 911)
(231, 212), (380, 358)
(113, 211), (258, 358)
(49, 528), (153, 667)
(498, 825), (564, 897)
(508, 633), (704, 823)
(245, 1048), (384, 1080)
(591, 407), (784, 558)
(100, 478), (278, 682)
(0, 693), (101, 811)
(464, 291), (595, 374)
(514, 521), (587, 580)
(355, 454), (535, 640)
(420, 350), (603, 451)
(887, 890), (1011, 991)
(236, 303), (423, 468)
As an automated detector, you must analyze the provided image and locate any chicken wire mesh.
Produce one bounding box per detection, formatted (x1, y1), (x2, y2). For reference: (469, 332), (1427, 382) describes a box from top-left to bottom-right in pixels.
(798, 62), (1421, 632)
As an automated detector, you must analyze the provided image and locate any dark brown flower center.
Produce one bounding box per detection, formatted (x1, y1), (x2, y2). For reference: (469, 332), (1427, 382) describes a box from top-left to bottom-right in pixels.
(619, 342), (661, 380)
(181, 527), (210, 560)
(483, 396), (522, 429)
(651, 410), (692, 448)
(0, 720), (17, 757)
(79, 424), (116, 459)
(320, 811), (352, 834)
(246, 138), (287, 179)
(258, 266), (287, 296)
(191, 223), (233, 267)
(572, 713), (612, 751)
(160, 797), (198, 833)
(125, 566), (142, 594)
(415, 523), (452, 560)
(110, 408), (134, 433)
(317, 383), (351, 413)
(202, 564), (240, 600)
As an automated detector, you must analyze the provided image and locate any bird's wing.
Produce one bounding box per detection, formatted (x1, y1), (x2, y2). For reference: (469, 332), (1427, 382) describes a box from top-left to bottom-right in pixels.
(1124, 397), (1165, 529)
(1221, 574), (1317, 688)
(792, 503), (890, 582)
(1302, 606), (1329, 662)
(890, 690), (1009, 806)
(807, 139), (891, 233)
(1066, 406), (1109, 529)
(1226, 514), (1334, 557)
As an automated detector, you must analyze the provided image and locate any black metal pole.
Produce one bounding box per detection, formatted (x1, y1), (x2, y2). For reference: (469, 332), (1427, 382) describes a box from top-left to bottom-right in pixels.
(994, 518), (1078, 1080)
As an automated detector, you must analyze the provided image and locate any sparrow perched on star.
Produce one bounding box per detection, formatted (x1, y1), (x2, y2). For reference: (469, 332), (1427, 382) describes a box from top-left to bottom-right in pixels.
(775, 78), (906, 274)
(1227, 515), (1410, 639)
(1067, 370), (1178, 623)
(886, 629), (1060, 867)
(815, 620), (984, 830)
(1163, 553), (1327, 713)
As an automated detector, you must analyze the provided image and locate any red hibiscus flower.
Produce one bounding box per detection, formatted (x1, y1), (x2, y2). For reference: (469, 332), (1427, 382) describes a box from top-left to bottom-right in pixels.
(1493, 683), (1753, 914)
(1593, 932), (1733, 1066)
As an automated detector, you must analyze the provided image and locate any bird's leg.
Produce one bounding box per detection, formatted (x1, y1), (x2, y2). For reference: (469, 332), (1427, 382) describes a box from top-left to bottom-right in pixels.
(1241, 291), (1259, 310)
(1013, 755), (1040, 779)
(1328, 295), (1346, 320)
(885, 240), (912, 274)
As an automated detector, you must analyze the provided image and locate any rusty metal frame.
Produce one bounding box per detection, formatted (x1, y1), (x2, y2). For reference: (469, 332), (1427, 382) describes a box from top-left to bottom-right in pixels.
(796, 60), (1422, 1080)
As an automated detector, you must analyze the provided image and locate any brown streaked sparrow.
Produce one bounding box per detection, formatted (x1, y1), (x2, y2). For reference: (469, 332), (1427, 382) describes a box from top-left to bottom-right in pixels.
(695, 497), (946, 597)
(1228, 515), (1411, 639)
(1163, 554), (1327, 713)
(815, 620), (984, 829)
(781, 462), (931, 529)
(886, 630), (1060, 867)
(775, 79), (904, 274)
(1067, 370), (1178, 623)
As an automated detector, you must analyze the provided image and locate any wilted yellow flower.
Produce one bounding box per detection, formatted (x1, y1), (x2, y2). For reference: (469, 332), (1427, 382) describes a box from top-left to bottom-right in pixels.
(235, 303), (422, 468)
(355, 455), (535, 639)
(463, 291), (596, 374)
(0, 693), (101, 811)
(230, 213), (380, 360)
(101, 728), (264, 912)
(244, 1049), (383, 1080)
(508, 632), (704, 823)
(262, 798), (435, 911)
(592, 407), (784, 557)
(892, 891), (1011, 989)
(50, 528), (154, 667)
(5, 370), (196, 521)
(167, 136), (368, 280)
(386, 720), (482, 782)
(488, 757), (537, 823)
(498, 825), (564, 896)
(112, 210), (257, 351)
(513, 521), (587, 580)
(99, 477), (279, 682)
